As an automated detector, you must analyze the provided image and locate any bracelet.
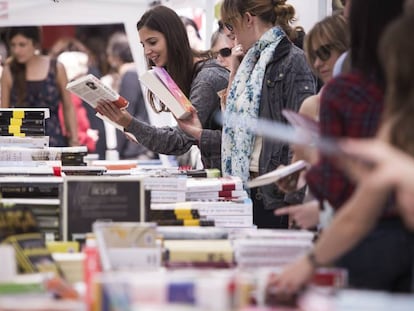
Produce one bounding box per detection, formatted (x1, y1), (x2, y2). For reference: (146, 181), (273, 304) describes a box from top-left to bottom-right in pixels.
(307, 250), (322, 269)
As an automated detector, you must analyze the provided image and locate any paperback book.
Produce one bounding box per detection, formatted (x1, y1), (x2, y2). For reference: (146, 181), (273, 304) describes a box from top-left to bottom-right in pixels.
(139, 67), (193, 119)
(66, 74), (129, 109)
(247, 160), (308, 188)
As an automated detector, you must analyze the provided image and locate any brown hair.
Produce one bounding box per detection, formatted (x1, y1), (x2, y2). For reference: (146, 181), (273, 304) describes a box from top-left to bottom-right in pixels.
(220, 0), (296, 41)
(304, 13), (349, 71)
(137, 5), (212, 113)
(379, 13), (414, 155)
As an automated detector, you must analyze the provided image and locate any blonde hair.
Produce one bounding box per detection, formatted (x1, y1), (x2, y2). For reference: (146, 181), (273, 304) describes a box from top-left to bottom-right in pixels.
(220, 0), (296, 40)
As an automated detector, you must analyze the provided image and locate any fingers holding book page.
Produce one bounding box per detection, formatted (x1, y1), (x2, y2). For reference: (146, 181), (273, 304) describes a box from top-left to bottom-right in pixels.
(95, 99), (132, 129)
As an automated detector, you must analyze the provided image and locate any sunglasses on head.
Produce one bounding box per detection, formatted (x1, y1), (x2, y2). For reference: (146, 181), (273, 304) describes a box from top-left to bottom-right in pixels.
(218, 47), (231, 58)
(313, 44), (332, 62)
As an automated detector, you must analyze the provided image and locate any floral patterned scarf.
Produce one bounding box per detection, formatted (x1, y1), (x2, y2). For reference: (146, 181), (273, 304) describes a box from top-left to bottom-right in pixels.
(222, 26), (285, 184)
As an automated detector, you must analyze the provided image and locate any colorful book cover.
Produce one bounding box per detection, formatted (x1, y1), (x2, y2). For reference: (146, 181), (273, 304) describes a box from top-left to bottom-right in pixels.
(152, 67), (193, 112)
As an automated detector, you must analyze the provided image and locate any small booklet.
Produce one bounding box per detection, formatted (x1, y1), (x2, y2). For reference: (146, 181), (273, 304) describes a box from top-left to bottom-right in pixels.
(66, 74), (129, 109)
(247, 160), (308, 188)
(139, 67), (193, 119)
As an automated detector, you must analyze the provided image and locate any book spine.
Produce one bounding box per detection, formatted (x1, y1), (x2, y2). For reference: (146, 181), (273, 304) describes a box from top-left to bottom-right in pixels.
(0, 136), (49, 147)
(205, 215), (254, 228)
(148, 209), (200, 221)
(150, 190), (186, 203)
(0, 110), (46, 119)
(155, 219), (214, 226)
(144, 177), (188, 191)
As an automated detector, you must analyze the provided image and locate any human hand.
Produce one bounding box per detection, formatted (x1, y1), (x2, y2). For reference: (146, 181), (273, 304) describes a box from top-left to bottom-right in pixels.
(276, 166), (307, 193)
(266, 255), (314, 298)
(176, 106), (202, 141)
(274, 200), (320, 229)
(230, 43), (245, 75)
(95, 99), (132, 128)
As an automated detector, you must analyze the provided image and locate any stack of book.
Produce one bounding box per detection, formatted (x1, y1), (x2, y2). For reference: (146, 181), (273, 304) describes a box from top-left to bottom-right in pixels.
(231, 229), (314, 268)
(0, 108), (48, 137)
(146, 176), (253, 228)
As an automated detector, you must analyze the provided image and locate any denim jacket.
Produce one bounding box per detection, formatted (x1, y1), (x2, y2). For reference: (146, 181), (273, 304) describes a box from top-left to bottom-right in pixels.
(258, 37), (316, 210)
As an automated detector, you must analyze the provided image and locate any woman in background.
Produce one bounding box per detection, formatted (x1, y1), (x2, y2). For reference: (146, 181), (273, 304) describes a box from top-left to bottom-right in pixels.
(275, 13), (350, 230)
(1, 26), (78, 147)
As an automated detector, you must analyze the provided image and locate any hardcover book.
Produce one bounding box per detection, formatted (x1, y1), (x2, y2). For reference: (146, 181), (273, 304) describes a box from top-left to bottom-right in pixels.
(66, 74), (129, 109)
(139, 67), (193, 119)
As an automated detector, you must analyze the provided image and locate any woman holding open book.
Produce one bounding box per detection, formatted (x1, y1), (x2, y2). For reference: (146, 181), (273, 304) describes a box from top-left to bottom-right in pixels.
(95, 5), (229, 169)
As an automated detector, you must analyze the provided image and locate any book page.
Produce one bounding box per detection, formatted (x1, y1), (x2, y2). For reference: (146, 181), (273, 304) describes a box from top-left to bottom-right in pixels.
(66, 74), (128, 109)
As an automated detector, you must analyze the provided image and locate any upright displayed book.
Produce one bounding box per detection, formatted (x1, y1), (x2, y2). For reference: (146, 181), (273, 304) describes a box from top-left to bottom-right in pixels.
(139, 67), (193, 119)
(66, 74), (129, 109)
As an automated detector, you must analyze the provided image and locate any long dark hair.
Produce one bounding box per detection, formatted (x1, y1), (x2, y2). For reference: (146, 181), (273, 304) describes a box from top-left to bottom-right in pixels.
(379, 13), (414, 155)
(349, 0), (403, 84)
(137, 5), (195, 113)
(7, 26), (41, 106)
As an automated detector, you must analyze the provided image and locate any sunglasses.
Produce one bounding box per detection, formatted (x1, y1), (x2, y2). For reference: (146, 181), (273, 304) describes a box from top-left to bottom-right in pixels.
(217, 47), (231, 58)
(218, 20), (234, 32)
(313, 44), (332, 62)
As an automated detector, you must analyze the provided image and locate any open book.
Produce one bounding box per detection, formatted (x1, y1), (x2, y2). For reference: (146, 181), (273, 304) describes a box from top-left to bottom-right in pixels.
(139, 67), (193, 119)
(247, 160), (308, 188)
(66, 74), (129, 109)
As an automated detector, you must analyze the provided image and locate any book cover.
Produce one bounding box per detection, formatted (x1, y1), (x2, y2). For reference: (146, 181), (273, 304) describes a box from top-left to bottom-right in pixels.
(247, 160), (308, 188)
(66, 74), (129, 109)
(139, 68), (192, 119)
(0, 136), (49, 148)
(163, 239), (234, 263)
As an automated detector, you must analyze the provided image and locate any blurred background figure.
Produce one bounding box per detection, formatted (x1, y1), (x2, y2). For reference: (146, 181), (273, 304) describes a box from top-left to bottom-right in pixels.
(50, 36), (106, 158)
(102, 31), (157, 160)
(55, 49), (98, 153)
(181, 16), (204, 51)
(0, 26), (78, 147)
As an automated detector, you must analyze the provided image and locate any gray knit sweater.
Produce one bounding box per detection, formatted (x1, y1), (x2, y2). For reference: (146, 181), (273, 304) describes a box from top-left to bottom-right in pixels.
(126, 59), (229, 169)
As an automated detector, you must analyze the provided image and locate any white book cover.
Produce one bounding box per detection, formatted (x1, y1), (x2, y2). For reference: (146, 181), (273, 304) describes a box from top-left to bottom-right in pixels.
(151, 198), (253, 216)
(186, 176), (244, 192)
(0, 136), (49, 148)
(247, 160), (308, 188)
(139, 67), (192, 120)
(144, 176), (188, 191)
(66, 74), (128, 109)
